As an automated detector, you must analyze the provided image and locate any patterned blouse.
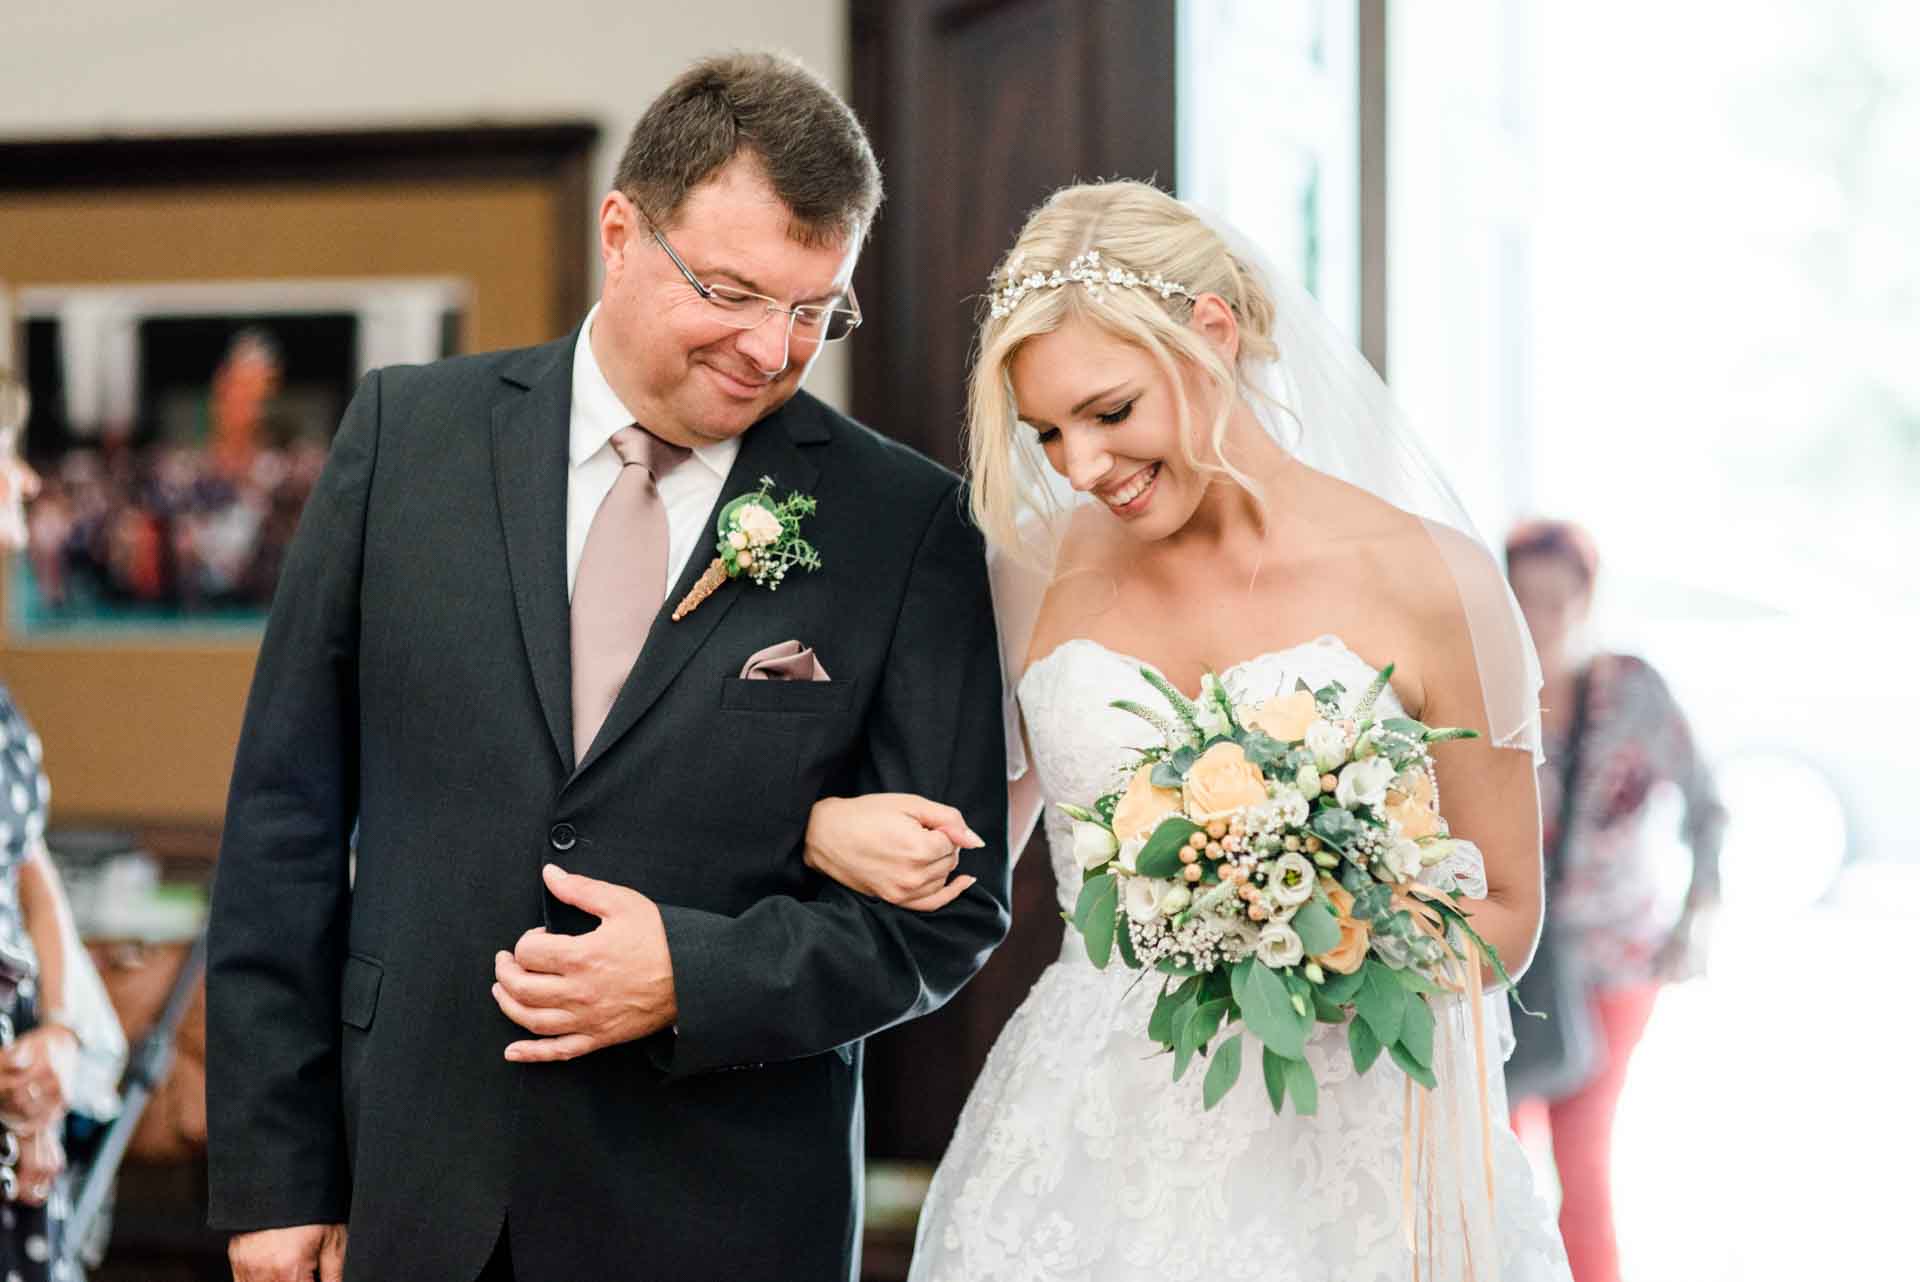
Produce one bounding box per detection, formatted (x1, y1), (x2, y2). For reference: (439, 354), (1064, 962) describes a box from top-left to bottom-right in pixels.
(0, 687), (51, 983)
(1541, 654), (1724, 990)
(0, 685), (58, 1282)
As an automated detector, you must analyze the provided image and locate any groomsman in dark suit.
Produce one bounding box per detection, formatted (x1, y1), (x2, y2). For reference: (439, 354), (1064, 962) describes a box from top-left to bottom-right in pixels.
(207, 51), (1010, 1282)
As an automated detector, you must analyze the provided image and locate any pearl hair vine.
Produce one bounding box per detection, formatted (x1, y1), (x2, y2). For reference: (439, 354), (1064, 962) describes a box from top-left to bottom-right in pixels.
(988, 249), (1198, 320)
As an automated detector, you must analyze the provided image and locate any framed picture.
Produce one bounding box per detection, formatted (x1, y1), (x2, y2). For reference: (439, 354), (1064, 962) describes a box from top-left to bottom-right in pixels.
(10, 277), (465, 635)
(0, 123), (595, 825)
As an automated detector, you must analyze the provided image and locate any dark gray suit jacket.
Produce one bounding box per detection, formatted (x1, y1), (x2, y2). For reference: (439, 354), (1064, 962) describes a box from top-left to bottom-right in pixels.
(206, 330), (1011, 1282)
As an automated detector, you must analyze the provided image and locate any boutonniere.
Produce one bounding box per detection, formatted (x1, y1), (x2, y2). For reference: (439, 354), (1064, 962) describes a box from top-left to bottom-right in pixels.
(671, 476), (822, 621)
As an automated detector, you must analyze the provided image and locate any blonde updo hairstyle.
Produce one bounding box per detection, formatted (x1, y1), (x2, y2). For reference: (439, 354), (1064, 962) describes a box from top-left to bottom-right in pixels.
(966, 181), (1282, 554)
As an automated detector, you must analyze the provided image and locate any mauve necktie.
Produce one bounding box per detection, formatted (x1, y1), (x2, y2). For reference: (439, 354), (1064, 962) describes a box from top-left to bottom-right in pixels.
(570, 424), (691, 763)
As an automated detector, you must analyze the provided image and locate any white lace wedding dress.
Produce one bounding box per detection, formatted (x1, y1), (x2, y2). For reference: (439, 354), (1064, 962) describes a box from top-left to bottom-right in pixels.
(908, 636), (1571, 1282)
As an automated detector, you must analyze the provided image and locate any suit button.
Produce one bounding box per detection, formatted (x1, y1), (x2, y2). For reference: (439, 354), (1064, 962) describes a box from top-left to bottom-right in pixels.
(549, 823), (577, 852)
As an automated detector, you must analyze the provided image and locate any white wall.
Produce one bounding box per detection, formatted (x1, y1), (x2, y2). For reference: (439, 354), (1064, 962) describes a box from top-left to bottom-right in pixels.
(0, 0), (854, 407)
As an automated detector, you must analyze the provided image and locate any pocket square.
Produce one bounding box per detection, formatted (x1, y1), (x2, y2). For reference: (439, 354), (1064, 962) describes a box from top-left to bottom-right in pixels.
(740, 640), (831, 682)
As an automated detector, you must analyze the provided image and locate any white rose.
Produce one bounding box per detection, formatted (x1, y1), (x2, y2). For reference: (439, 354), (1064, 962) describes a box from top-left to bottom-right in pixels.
(1268, 852), (1317, 907)
(1335, 756), (1395, 809)
(1193, 674), (1234, 740)
(1270, 785), (1310, 829)
(1125, 876), (1172, 923)
(1428, 839), (1488, 900)
(1072, 820), (1119, 871)
(1255, 922), (1305, 969)
(736, 503), (784, 547)
(1384, 836), (1424, 882)
(1116, 835), (1146, 874)
(1306, 719), (1350, 773)
(1295, 762), (1324, 796)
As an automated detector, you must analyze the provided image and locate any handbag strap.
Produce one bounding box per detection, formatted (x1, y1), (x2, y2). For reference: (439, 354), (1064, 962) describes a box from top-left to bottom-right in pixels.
(1546, 665), (1594, 891)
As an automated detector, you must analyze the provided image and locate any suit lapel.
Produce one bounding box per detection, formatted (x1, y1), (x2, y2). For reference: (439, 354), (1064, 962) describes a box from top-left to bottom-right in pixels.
(571, 398), (827, 778)
(491, 335), (577, 772)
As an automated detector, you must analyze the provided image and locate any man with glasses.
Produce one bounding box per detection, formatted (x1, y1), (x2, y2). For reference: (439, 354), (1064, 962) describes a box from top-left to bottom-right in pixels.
(207, 52), (1011, 1282)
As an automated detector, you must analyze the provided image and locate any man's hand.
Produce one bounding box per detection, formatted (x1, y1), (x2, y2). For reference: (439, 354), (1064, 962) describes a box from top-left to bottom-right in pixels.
(229, 1222), (347, 1282)
(493, 864), (678, 1063)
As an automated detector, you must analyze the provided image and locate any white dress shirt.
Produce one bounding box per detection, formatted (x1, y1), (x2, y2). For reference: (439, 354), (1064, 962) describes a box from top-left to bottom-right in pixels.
(566, 305), (740, 599)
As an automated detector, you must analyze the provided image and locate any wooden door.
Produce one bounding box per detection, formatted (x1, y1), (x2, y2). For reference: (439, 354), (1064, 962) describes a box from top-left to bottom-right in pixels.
(849, 0), (1176, 1163)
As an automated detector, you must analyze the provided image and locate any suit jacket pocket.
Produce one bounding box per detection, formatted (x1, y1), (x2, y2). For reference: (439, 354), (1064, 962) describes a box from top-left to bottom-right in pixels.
(719, 676), (855, 716)
(340, 952), (384, 1030)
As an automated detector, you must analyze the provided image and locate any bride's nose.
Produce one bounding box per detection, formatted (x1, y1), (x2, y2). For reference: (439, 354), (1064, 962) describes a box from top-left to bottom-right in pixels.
(1059, 428), (1113, 493)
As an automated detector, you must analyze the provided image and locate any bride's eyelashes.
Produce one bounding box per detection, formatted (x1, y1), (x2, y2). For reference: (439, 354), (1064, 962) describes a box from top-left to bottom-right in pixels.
(1031, 398), (1138, 444)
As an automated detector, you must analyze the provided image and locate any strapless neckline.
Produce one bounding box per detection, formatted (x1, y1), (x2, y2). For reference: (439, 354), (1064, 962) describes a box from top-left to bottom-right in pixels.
(1017, 633), (1372, 702)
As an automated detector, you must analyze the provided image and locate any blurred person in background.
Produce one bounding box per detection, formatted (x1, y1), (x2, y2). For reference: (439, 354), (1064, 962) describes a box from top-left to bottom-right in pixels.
(0, 370), (128, 1279)
(1504, 518), (1725, 1282)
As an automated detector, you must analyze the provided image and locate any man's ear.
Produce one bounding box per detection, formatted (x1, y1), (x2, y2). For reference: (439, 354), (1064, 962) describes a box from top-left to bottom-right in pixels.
(599, 191), (641, 273)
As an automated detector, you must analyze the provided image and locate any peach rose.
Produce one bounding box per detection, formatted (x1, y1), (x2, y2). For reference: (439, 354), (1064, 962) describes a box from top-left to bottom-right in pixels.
(1111, 765), (1184, 843)
(1245, 690), (1318, 742)
(1315, 879), (1373, 974)
(1385, 768), (1441, 840)
(736, 503), (784, 547)
(1182, 742), (1270, 821)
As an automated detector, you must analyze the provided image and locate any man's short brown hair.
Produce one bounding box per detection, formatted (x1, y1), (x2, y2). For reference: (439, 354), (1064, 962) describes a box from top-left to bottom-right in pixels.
(615, 51), (883, 247)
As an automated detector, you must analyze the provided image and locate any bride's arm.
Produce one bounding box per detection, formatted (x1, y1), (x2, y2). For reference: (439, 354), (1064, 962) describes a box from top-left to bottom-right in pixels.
(1419, 603), (1547, 989)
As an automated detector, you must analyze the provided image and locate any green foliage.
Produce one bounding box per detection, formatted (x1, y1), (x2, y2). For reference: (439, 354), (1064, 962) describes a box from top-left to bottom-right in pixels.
(1348, 1010), (1385, 1074)
(1072, 874), (1119, 969)
(1230, 959), (1308, 1059)
(1203, 1033), (1244, 1110)
(1390, 1039), (1438, 1090)
(1290, 899), (1342, 956)
(1354, 960), (1406, 1046)
(1280, 1054), (1319, 1116)
(1309, 808), (1366, 853)
(1398, 993), (1436, 1069)
(1135, 818), (1203, 878)
(1262, 1047), (1291, 1112)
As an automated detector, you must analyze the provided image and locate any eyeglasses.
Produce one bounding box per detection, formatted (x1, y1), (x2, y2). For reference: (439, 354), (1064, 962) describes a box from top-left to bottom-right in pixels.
(651, 226), (862, 344)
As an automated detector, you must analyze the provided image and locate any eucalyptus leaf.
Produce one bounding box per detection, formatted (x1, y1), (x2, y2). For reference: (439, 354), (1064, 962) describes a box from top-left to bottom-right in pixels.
(1354, 961), (1406, 1046)
(1392, 965), (1441, 997)
(1171, 1001), (1203, 1080)
(1114, 913), (1141, 969)
(1073, 875), (1119, 969)
(1398, 992), (1436, 1069)
(1147, 979), (1182, 1046)
(1231, 960), (1308, 1059)
(1309, 808), (1365, 852)
(1150, 760), (1185, 789)
(1262, 1047), (1290, 1113)
(1281, 1054), (1320, 1116)
(1317, 965), (1366, 1004)
(1136, 818), (1203, 878)
(1240, 730), (1287, 768)
(1348, 1009), (1385, 1074)
(1188, 997), (1230, 1052)
(1290, 900), (1342, 955)
(1203, 1033), (1244, 1110)
(1390, 1039), (1438, 1090)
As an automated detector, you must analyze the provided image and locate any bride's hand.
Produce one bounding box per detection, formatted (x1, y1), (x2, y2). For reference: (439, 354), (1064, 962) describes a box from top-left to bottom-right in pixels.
(804, 794), (985, 911)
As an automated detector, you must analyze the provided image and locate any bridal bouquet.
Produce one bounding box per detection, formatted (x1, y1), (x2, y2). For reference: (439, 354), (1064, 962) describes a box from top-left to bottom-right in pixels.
(1061, 665), (1516, 1116)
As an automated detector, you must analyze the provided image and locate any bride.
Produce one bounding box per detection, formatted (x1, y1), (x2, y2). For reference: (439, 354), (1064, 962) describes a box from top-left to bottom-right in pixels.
(804, 181), (1571, 1280)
